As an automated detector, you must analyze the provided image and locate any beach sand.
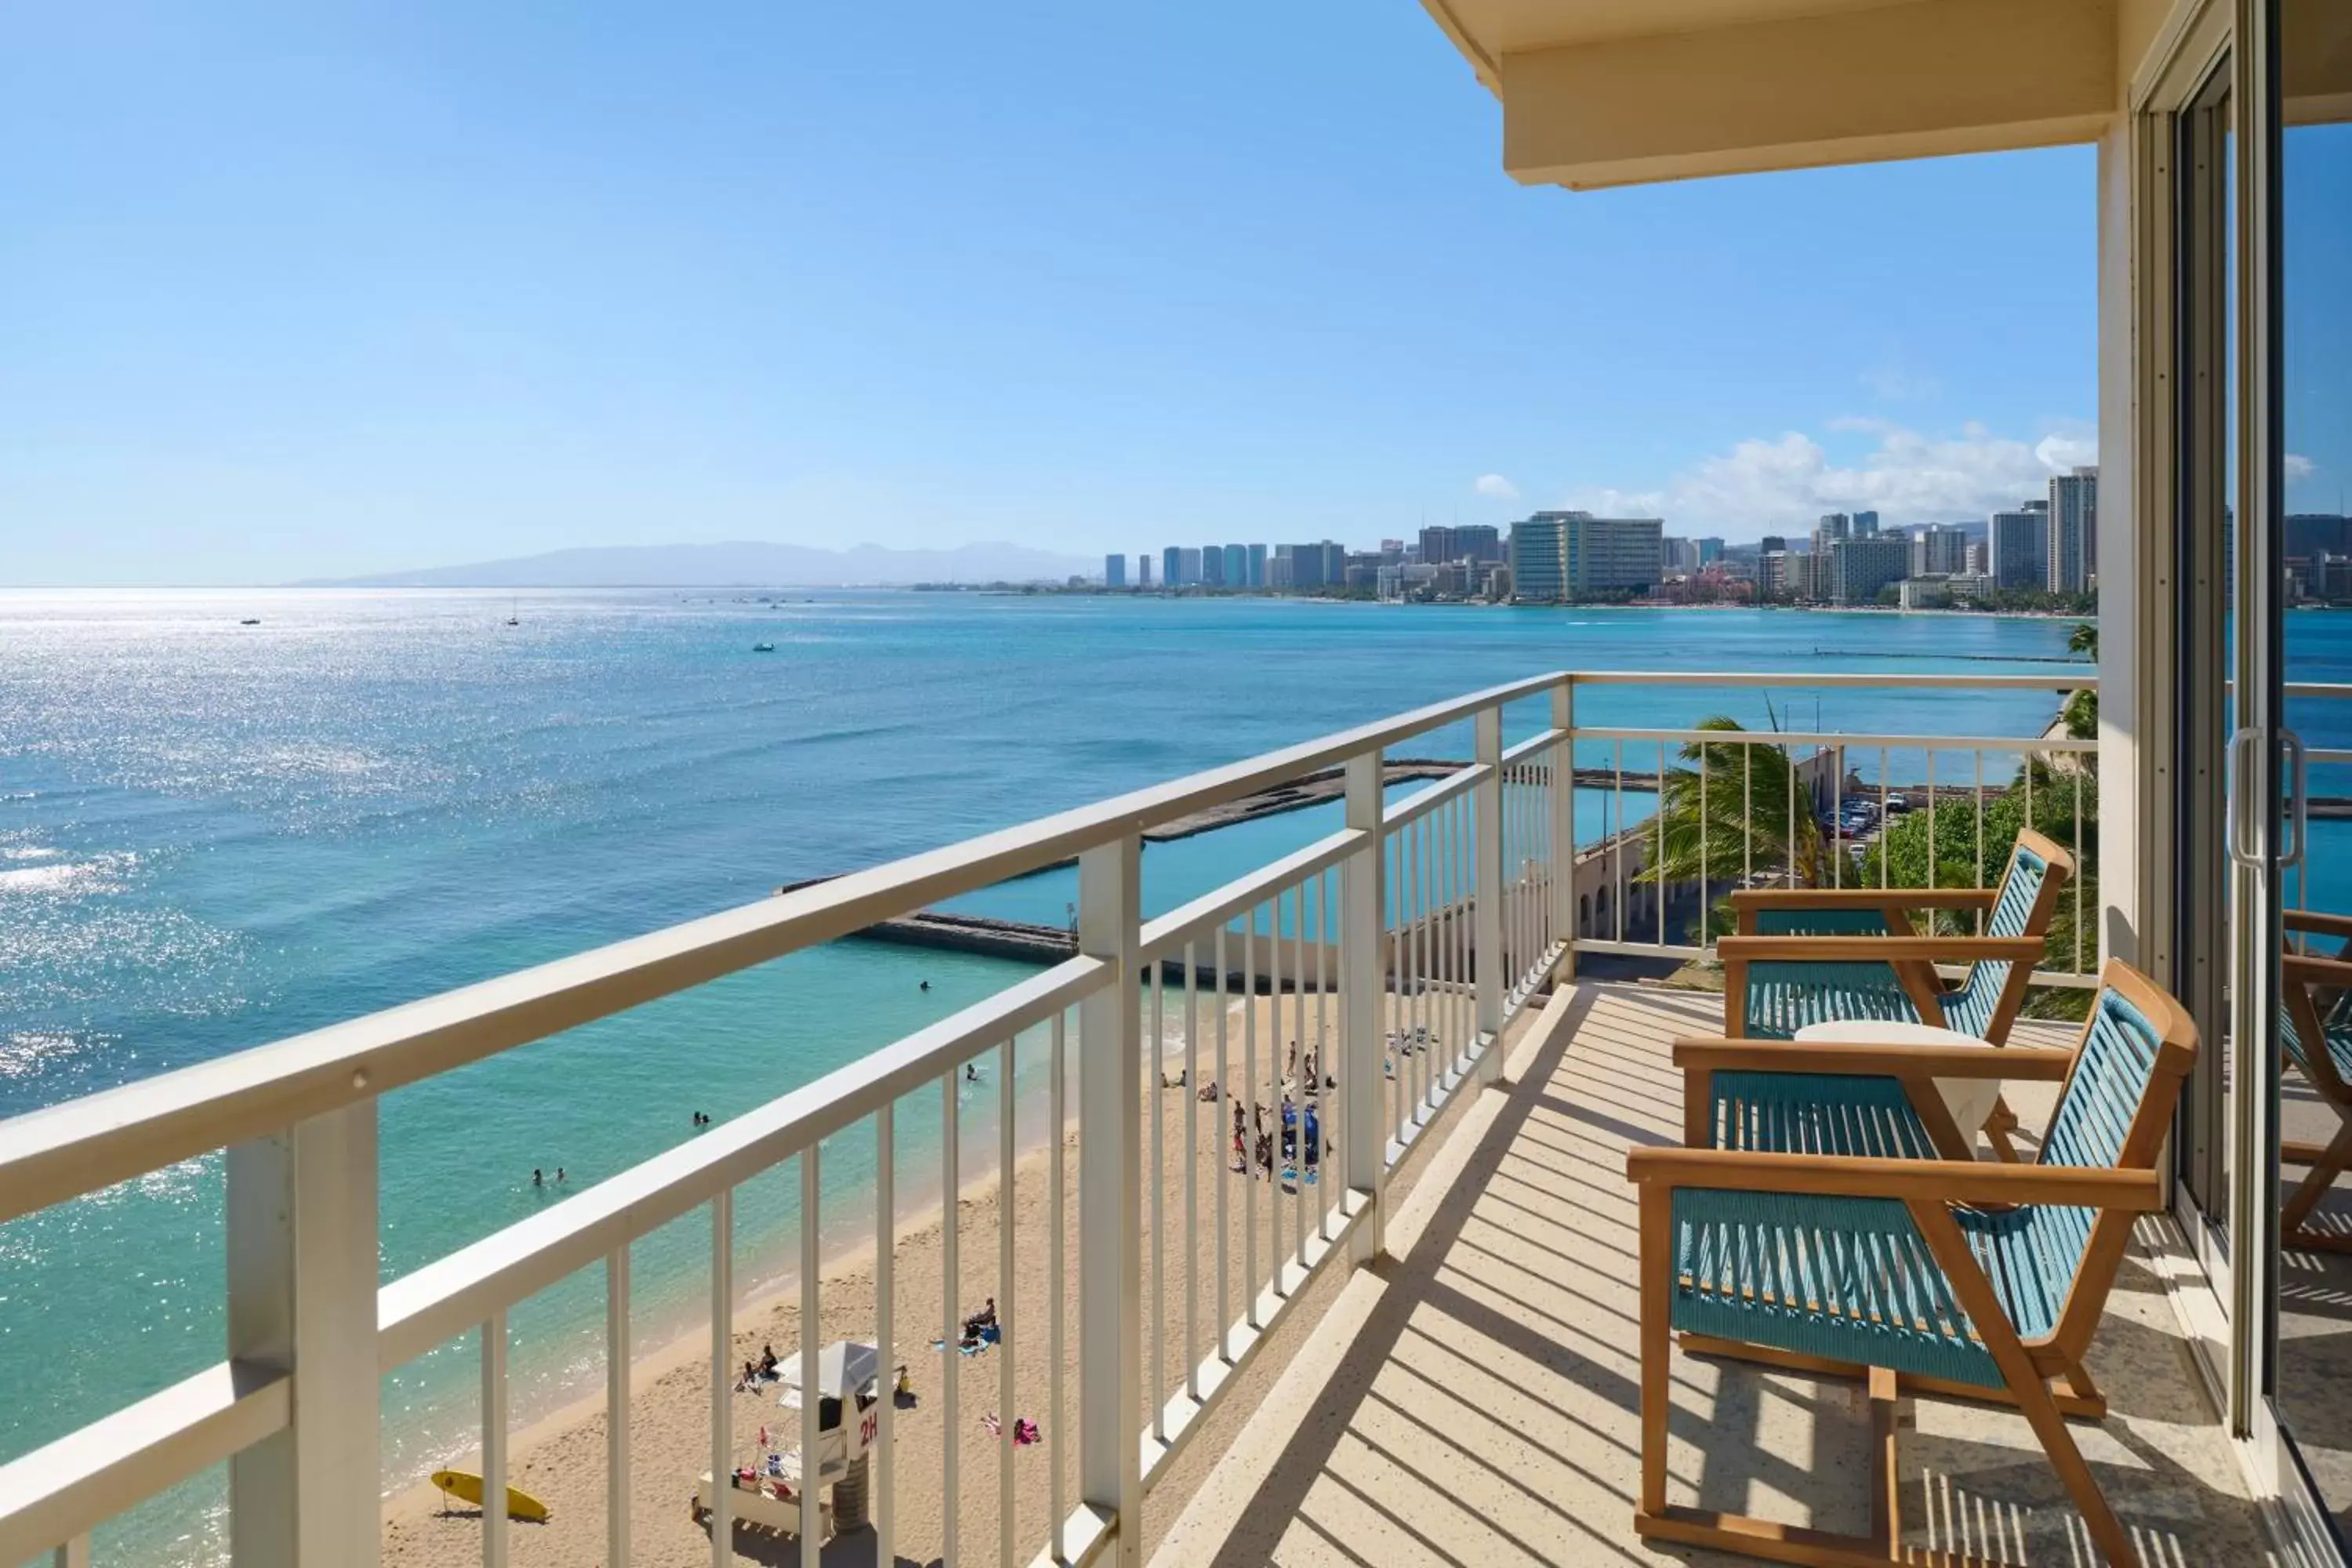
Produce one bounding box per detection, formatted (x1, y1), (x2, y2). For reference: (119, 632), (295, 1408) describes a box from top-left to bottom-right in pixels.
(380, 986), (1479, 1567)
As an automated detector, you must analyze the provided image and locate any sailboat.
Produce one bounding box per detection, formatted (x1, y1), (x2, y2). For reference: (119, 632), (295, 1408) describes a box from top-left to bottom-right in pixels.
(505, 596), (519, 626)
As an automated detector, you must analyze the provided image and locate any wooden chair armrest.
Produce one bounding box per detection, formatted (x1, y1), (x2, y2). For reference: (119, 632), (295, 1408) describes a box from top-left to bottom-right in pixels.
(1715, 935), (2045, 964)
(2288, 910), (2352, 941)
(1624, 1148), (2161, 1210)
(1730, 887), (2000, 912)
(2285, 953), (2352, 986)
(1671, 1039), (2075, 1080)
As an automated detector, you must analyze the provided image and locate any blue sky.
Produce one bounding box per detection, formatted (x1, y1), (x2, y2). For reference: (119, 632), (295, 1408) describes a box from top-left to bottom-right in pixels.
(1, 2), (2125, 583)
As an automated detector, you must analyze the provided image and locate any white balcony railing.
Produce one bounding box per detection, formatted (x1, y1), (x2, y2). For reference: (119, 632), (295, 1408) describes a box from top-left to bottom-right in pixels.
(0, 668), (2099, 1568)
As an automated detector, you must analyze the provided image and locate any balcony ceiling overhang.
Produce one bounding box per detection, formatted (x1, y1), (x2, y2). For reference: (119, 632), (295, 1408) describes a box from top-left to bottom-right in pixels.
(1421, 0), (2122, 188)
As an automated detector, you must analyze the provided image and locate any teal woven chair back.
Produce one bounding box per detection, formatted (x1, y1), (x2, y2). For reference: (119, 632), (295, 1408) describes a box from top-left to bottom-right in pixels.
(1947, 986), (2165, 1341)
(1938, 843), (2048, 1038)
(1751, 907), (1893, 937)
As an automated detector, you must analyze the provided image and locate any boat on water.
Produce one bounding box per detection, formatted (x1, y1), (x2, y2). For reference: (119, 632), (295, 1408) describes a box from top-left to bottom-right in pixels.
(238, 618), (260, 626)
(752, 641), (777, 652)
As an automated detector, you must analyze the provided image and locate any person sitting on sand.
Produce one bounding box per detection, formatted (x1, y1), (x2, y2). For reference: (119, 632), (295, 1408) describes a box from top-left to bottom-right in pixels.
(736, 1360), (760, 1393)
(963, 1297), (997, 1336)
(758, 1344), (779, 1377)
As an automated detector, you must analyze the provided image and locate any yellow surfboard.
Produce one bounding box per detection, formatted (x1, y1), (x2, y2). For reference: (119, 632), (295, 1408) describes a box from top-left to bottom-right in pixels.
(430, 1468), (550, 1523)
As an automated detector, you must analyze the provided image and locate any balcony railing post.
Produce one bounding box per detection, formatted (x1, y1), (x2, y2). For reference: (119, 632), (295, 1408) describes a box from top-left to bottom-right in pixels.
(1474, 706), (1506, 1080)
(1076, 834), (1142, 1566)
(224, 1103), (381, 1568)
(1341, 747), (1387, 1263)
(1552, 676), (1577, 985)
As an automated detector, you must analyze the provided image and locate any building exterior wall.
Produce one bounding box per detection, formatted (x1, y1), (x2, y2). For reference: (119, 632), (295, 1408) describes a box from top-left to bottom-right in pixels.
(1828, 535), (1909, 604)
(1509, 517), (1568, 602)
(1104, 554), (1126, 588)
(1565, 514), (1664, 596)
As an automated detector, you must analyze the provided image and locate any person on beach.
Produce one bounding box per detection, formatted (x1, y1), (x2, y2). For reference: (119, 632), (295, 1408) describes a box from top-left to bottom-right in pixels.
(1230, 1098), (1247, 1172)
(759, 1344), (779, 1377)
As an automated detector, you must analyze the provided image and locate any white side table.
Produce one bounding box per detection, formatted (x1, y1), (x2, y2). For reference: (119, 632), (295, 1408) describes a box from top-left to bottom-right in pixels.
(1791, 1018), (1999, 1151)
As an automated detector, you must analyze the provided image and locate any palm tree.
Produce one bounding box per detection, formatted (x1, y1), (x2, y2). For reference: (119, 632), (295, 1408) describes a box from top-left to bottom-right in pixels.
(1637, 717), (1828, 907)
(2067, 620), (2098, 657)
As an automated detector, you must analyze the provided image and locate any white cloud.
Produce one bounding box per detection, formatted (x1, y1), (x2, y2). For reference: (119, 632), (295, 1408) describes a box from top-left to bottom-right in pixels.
(1472, 473), (1519, 501)
(2287, 452), (2318, 482)
(1565, 419), (2096, 533)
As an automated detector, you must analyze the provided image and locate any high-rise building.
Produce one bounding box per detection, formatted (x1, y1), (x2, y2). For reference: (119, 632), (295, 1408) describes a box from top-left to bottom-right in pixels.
(1198, 545), (1225, 587)
(1224, 544), (1249, 587)
(1759, 535), (1788, 554)
(2048, 466), (2098, 593)
(1509, 515), (1569, 603)
(1281, 541), (1346, 591)
(1419, 525), (1458, 564)
(1510, 511), (1664, 601)
(1137, 554), (1153, 588)
(1813, 513), (1852, 555)
(1851, 510), (1881, 537)
(1828, 535), (1909, 605)
(1911, 524), (1970, 578)
(1661, 536), (1700, 575)
(1178, 547), (1203, 586)
(1964, 541), (1987, 575)
(1757, 550), (1793, 597)
(1454, 524), (1504, 564)
(1104, 554), (1126, 588)
(1990, 505), (2050, 589)
(1696, 537), (1725, 566)
(1247, 543), (1268, 587)
(1163, 546), (1183, 589)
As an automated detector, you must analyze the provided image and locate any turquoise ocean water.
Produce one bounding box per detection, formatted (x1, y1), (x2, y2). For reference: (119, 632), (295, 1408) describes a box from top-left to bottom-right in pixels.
(4, 586), (2328, 1563)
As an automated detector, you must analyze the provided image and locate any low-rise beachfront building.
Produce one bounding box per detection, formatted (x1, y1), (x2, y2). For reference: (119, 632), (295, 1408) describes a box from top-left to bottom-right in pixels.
(2, 4), (2346, 1567)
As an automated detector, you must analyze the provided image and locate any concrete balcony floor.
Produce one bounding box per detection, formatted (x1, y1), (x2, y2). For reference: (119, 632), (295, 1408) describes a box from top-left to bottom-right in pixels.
(1162, 981), (2279, 1566)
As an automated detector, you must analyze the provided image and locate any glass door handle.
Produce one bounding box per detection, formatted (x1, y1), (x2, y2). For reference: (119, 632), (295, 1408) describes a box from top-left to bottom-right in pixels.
(2282, 727), (2308, 869)
(2226, 726), (2263, 871)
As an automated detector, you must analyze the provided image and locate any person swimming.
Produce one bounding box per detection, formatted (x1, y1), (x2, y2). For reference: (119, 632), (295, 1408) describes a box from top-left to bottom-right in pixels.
(966, 1063), (979, 1083)
(532, 1168), (543, 1185)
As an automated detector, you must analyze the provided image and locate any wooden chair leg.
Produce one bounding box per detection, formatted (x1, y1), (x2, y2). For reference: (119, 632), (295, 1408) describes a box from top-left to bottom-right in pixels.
(1983, 1097), (2024, 1163)
(2282, 1120), (2352, 1241)
(1911, 1200), (2140, 1568)
(1639, 1188), (1672, 1522)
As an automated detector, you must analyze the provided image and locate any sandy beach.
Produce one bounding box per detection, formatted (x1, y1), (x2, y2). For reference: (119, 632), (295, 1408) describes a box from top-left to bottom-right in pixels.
(380, 987), (1467, 1568)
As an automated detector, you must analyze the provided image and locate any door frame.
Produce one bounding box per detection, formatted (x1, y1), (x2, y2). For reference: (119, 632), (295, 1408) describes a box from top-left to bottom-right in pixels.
(2131, 0), (2321, 1554)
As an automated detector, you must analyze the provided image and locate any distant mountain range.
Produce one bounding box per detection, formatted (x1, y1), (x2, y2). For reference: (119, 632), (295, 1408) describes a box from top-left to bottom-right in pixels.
(299, 540), (1097, 588)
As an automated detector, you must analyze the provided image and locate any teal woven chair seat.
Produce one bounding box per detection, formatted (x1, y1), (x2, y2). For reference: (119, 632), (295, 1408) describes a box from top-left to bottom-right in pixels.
(1742, 959), (1922, 1039)
(1669, 1187), (2002, 1388)
(1706, 1070), (1940, 1159)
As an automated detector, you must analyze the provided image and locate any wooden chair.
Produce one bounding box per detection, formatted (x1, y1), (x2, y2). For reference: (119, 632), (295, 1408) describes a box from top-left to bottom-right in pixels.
(1719, 827), (2074, 1044)
(1715, 831), (2073, 1159)
(1627, 960), (2196, 1568)
(2281, 910), (2352, 1250)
